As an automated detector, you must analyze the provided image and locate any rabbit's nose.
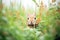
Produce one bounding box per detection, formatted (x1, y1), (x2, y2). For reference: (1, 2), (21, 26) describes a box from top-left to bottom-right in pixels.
(31, 21), (32, 24)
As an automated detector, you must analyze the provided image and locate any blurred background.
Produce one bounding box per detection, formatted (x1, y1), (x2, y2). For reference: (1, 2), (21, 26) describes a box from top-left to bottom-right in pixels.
(0, 0), (60, 40)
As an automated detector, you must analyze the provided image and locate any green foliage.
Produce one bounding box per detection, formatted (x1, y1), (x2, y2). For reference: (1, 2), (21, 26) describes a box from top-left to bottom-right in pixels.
(0, 1), (60, 40)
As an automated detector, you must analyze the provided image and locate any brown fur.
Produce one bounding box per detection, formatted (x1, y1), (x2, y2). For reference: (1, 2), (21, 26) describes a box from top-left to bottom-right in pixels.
(27, 13), (41, 28)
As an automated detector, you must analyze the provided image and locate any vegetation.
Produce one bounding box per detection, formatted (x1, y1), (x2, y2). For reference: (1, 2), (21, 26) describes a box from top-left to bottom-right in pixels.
(0, 0), (60, 40)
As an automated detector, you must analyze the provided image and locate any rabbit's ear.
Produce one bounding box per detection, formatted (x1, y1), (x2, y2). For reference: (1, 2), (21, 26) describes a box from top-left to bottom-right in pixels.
(27, 13), (31, 17)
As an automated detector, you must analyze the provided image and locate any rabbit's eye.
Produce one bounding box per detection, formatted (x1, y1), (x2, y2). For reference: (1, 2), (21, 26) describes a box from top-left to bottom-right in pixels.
(34, 18), (36, 19)
(27, 18), (29, 20)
